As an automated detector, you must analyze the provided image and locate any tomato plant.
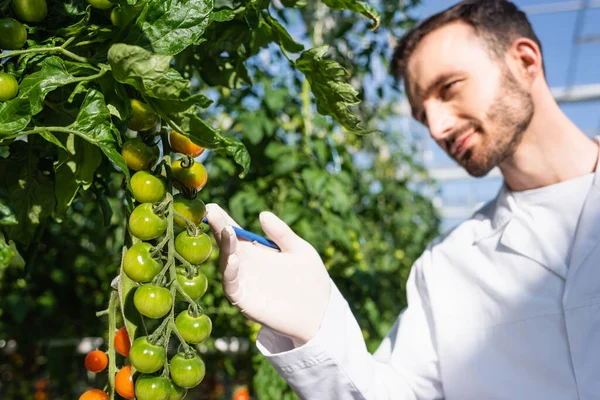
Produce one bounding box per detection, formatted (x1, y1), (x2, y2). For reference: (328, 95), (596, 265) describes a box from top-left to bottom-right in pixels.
(128, 99), (158, 132)
(114, 327), (131, 357)
(171, 159), (208, 191)
(170, 130), (205, 157)
(12, 0), (47, 23)
(128, 203), (167, 240)
(175, 310), (212, 344)
(176, 268), (208, 301)
(169, 352), (206, 389)
(110, 6), (140, 28)
(123, 242), (162, 282)
(133, 284), (173, 319)
(129, 336), (167, 373)
(115, 365), (135, 400)
(175, 231), (212, 265)
(84, 350), (108, 373)
(79, 389), (109, 400)
(131, 170), (166, 203)
(135, 375), (171, 400)
(87, 0), (113, 10)
(173, 194), (206, 227)
(0, 18), (27, 50)
(121, 138), (159, 171)
(0, 73), (19, 101)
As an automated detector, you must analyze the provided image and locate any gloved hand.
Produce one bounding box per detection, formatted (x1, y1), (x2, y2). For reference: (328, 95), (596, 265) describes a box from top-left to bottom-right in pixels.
(205, 203), (331, 345)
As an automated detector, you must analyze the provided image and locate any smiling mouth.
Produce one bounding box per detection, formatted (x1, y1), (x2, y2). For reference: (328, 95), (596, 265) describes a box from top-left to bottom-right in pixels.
(450, 131), (475, 158)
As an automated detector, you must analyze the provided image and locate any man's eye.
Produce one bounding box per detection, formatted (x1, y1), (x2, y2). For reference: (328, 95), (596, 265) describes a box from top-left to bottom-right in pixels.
(441, 81), (459, 96)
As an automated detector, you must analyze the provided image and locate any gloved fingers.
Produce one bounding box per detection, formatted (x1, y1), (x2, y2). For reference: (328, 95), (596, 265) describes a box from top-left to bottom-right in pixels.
(259, 211), (304, 253)
(205, 203), (241, 246)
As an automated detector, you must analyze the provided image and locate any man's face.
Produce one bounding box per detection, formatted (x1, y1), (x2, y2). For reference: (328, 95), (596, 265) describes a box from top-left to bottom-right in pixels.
(405, 22), (534, 177)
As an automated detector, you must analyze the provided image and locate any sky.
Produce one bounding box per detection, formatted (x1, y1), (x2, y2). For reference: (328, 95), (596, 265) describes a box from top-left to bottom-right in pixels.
(406, 0), (600, 231)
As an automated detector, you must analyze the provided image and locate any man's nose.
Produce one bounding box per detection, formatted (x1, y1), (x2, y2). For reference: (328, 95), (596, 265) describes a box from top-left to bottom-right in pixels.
(425, 103), (456, 143)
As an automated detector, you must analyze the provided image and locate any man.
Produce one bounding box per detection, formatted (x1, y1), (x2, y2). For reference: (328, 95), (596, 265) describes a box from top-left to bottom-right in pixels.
(206, 0), (600, 398)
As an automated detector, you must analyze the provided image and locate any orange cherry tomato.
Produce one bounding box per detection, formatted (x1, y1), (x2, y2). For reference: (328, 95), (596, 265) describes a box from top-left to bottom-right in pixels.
(84, 350), (108, 373)
(79, 389), (109, 400)
(233, 386), (250, 400)
(171, 160), (208, 191)
(169, 130), (205, 157)
(115, 365), (135, 399)
(114, 326), (131, 357)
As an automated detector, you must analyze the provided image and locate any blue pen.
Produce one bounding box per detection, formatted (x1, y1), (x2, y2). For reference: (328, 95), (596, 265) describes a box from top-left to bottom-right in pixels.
(202, 217), (281, 251)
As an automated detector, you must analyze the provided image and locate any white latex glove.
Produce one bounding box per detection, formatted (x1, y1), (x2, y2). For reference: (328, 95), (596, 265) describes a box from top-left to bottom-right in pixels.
(205, 203), (331, 345)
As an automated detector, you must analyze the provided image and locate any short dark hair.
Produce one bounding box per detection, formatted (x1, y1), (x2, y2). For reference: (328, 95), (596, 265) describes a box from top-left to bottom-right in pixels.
(391, 0), (544, 83)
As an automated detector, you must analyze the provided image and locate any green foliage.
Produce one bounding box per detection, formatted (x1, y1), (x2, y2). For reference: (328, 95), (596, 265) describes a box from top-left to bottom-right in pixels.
(0, 0), (435, 398)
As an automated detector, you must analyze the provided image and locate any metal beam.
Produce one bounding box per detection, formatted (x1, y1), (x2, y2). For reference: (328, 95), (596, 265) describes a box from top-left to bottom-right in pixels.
(552, 83), (600, 103)
(521, 0), (600, 15)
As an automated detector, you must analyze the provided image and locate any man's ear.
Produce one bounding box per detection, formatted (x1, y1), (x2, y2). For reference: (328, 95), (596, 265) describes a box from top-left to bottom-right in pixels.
(507, 38), (544, 85)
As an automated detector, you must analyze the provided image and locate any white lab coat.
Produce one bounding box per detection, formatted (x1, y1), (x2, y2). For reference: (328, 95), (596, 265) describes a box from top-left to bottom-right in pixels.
(256, 138), (600, 400)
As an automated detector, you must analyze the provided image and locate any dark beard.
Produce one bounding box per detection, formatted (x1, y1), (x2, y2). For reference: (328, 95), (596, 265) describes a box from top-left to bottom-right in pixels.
(461, 69), (534, 177)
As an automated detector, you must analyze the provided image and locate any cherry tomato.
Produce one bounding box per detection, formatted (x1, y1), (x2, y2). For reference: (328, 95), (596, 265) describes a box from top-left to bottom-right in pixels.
(115, 365), (135, 400)
(169, 130), (205, 157)
(169, 353), (205, 389)
(129, 336), (166, 374)
(84, 350), (108, 373)
(87, 0), (113, 10)
(79, 389), (109, 400)
(168, 381), (187, 400)
(175, 310), (212, 344)
(110, 5), (139, 27)
(173, 194), (206, 227)
(12, 0), (47, 23)
(121, 138), (159, 171)
(0, 18), (27, 50)
(175, 231), (212, 265)
(129, 203), (167, 240)
(128, 99), (158, 131)
(131, 171), (166, 203)
(123, 242), (162, 283)
(135, 375), (171, 400)
(176, 268), (208, 301)
(233, 386), (251, 400)
(133, 284), (173, 319)
(114, 326), (131, 357)
(0, 73), (19, 101)
(171, 160), (207, 191)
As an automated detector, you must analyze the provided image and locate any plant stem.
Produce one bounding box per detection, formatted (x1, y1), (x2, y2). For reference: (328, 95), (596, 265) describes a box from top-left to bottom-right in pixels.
(0, 45), (89, 63)
(107, 290), (118, 400)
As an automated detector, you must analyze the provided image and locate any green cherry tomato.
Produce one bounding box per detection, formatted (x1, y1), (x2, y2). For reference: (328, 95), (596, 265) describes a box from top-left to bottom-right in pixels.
(135, 375), (170, 400)
(173, 194), (206, 227)
(131, 171), (166, 203)
(12, 0), (47, 23)
(129, 337), (166, 374)
(123, 242), (162, 283)
(0, 73), (19, 101)
(169, 353), (205, 389)
(128, 99), (158, 131)
(168, 380), (187, 400)
(175, 232), (212, 265)
(171, 160), (208, 191)
(87, 0), (113, 10)
(175, 310), (212, 344)
(176, 268), (208, 301)
(121, 138), (159, 171)
(129, 203), (167, 240)
(133, 284), (172, 319)
(110, 5), (139, 27)
(0, 18), (27, 50)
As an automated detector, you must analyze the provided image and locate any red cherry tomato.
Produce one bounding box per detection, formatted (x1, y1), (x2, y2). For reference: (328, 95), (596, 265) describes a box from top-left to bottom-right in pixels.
(84, 350), (108, 373)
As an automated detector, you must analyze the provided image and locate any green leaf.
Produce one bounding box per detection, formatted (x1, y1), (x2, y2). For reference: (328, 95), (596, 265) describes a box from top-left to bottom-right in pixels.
(0, 141), (56, 246)
(0, 57), (103, 136)
(53, 7), (91, 36)
(251, 12), (304, 54)
(0, 237), (14, 268)
(54, 134), (103, 216)
(296, 46), (370, 134)
(322, 0), (380, 30)
(0, 196), (17, 226)
(211, 9), (235, 22)
(124, 0), (213, 55)
(39, 131), (70, 153)
(108, 44), (213, 112)
(67, 89), (130, 183)
(281, 0), (308, 7)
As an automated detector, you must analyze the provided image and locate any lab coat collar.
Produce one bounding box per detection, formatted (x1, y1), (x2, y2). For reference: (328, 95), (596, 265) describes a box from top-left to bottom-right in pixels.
(471, 136), (600, 279)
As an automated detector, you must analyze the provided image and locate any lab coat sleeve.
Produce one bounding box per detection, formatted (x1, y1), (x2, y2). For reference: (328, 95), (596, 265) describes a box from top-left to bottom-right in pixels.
(256, 253), (443, 400)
